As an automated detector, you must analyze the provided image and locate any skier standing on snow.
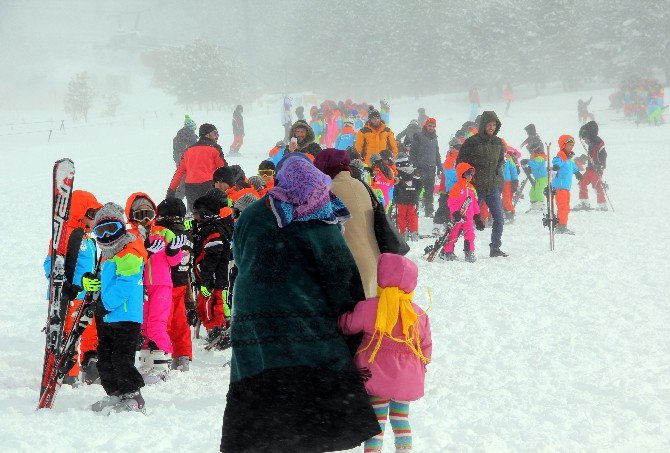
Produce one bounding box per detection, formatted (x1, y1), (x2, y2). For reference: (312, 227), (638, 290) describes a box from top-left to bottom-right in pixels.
(172, 115), (198, 200)
(281, 96), (292, 143)
(393, 153), (422, 242)
(576, 120), (608, 211)
(552, 135), (583, 234)
(86, 203), (147, 413)
(519, 123), (544, 155)
(339, 253), (432, 453)
(167, 123), (226, 213)
(521, 144), (548, 211)
(457, 111), (508, 257)
(410, 118), (441, 218)
(229, 105), (244, 156)
(354, 108), (399, 165)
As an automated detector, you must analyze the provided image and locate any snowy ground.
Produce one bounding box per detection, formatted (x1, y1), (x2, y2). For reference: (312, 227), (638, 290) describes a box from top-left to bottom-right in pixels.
(1, 88), (669, 451)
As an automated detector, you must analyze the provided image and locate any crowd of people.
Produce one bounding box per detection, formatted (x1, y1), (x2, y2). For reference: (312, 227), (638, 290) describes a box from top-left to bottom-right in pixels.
(46, 96), (612, 451)
(609, 76), (666, 125)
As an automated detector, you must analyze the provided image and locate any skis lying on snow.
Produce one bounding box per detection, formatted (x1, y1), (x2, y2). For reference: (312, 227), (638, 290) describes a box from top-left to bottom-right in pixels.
(39, 159), (76, 409)
(424, 197), (472, 262)
(205, 326), (232, 351)
(542, 143), (557, 251)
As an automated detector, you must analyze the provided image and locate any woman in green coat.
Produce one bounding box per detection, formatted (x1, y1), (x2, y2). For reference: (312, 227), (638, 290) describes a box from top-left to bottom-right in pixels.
(220, 153), (380, 453)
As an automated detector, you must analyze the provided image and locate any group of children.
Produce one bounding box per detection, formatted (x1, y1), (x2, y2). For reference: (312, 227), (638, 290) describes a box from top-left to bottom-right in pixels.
(609, 76), (666, 126)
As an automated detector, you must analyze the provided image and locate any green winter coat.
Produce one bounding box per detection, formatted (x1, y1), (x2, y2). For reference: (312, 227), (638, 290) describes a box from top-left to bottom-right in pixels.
(229, 197), (366, 384)
(457, 110), (506, 196)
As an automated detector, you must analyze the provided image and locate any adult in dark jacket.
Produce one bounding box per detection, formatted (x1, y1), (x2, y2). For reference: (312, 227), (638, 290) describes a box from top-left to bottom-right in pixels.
(221, 154), (379, 452)
(457, 111), (508, 257)
(410, 118), (441, 217)
(167, 123), (227, 213)
(229, 105), (244, 155)
(396, 119), (421, 146)
(172, 115), (198, 199)
(287, 119), (322, 158)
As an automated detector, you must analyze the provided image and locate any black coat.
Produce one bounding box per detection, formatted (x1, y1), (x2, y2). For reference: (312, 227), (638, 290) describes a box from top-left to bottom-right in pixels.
(394, 167), (422, 205)
(193, 216), (233, 290)
(457, 111), (505, 196)
(410, 129), (441, 173)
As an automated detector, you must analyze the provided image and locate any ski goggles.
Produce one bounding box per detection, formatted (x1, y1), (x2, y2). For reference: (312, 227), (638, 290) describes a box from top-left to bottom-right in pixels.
(131, 208), (155, 223)
(85, 208), (99, 220)
(463, 168), (475, 177)
(94, 220), (125, 239)
(258, 169), (275, 177)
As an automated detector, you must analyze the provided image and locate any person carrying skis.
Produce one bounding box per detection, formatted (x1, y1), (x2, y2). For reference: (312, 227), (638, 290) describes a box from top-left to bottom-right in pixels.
(440, 163), (485, 262)
(155, 198), (194, 372)
(229, 105), (244, 155)
(457, 111), (508, 257)
(339, 253), (432, 453)
(167, 123), (226, 213)
(576, 120), (608, 211)
(394, 153), (422, 242)
(521, 142), (548, 211)
(191, 191), (233, 345)
(126, 194), (186, 384)
(86, 203), (147, 413)
(43, 190), (102, 386)
(552, 135), (582, 234)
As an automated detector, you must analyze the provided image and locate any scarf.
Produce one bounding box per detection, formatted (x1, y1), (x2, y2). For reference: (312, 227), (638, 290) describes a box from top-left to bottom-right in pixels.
(358, 286), (429, 365)
(99, 232), (136, 259)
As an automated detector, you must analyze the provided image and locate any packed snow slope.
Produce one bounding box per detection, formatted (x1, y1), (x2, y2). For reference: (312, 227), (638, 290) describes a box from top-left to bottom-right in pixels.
(0, 89), (669, 452)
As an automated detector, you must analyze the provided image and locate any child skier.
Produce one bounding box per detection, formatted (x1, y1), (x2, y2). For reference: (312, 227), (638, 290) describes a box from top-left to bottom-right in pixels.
(519, 123), (544, 155)
(502, 145), (520, 222)
(552, 135), (582, 234)
(394, 153), (422, 242)
(339, 253), (432, 453)
(43, 190), (102, 386)
(441, 163), (485, 262)
(126, 193), (186, 384)
(334, 118), (356, 150)
(576, 120), (608, 211)
(433, 137), (462, 235)
(370, 153), (395, 210)
(521, 142), (548, 211)
(86, 203), (147, 413)
(155, 198), (193, 371)
(191, 192), (233, 345)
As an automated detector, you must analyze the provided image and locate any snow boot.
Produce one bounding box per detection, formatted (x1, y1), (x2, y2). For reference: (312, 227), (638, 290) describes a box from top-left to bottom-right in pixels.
(141, 350), (171, 385)
(596, 203), (608, 211)
(556, 225), (575, 235)
(573, 200), (590, 211)
(504, 210), (515, 223)
(410, 232), (419, 242)
(489, 248), (509, 258)
(62, 375), (80, 388)
(439, 251), (458, 262)
(91, 392), (120, 412)
(402, 231), (410, 242)
(170, 356), (190, 372)
(82, 353), (101, 385)
(464, 251), (476, 263)
(112, 390), (146, 414)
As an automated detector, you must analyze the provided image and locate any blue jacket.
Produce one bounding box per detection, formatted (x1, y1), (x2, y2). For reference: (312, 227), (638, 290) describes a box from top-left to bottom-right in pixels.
(527, 153), (548, 179)
(502, 157), (519, 181)
(44, 235), (98, 300)
(551, 152), (579, 190)
(99, 238), (145, 324)
(269, 146), (287, 166)
(334, 133), (355, 150)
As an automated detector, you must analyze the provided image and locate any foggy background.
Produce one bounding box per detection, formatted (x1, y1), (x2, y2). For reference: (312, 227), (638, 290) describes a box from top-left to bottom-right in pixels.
(0, 0), (667, 114)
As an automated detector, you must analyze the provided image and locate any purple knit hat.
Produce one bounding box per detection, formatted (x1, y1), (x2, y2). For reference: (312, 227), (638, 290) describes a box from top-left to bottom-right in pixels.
(314, 148), (351, 179)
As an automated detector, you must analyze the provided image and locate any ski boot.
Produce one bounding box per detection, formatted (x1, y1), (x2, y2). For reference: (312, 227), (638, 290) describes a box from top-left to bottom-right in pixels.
(410, 232), (419, 242)
(464, 251), (477, 263)
(91, 392), (120, 412)
(489, 248), (509, 258)
(82, 353), (100, 385)
(504, 210), (515, 224)
(556, 225), (575, 235)
(402, 231), (410, 242)
(596, 203), (608, 212)
(141, 350), (171, 385)
(112, 390), (146, 414)
(573, 201), (590, 211)
(62, 375), (80, 388)
(439, 251), (458, 261)
(170, 356), (190, 372)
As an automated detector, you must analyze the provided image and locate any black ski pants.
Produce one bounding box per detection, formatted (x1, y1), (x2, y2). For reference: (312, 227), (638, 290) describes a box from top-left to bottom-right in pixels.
(97, 321), (144, 396)
(185, 181), (214, 214)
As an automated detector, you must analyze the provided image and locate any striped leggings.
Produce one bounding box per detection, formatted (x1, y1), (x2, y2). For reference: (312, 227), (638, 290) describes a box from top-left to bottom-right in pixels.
(364, 396), (412, 452)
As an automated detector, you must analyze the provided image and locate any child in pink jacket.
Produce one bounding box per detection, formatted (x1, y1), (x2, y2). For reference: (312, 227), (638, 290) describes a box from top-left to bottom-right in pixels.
(339, 253), (432, 453)
(442, 162), (485, 263)
(126, 193), (185, 384)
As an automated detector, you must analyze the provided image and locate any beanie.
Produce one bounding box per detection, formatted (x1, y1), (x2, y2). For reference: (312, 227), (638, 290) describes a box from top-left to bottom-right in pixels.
(184, 114), (196, 129)
(193, 192), (223, 216)
(248, 175), (265, 192)
(524, 123), (536, 135)
(368, 109), (381, 120)
(157, 198), (186, 218)
(212, 166), (235, 186)
(424, 117), (436, 127)
(234, 193), (259, 213)
(199, 123), (217, 137)
(93, 203), (128, 246)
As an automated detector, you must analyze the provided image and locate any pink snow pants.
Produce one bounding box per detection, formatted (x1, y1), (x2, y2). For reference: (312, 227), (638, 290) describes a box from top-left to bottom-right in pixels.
(442, 221), (475, 253)
(142, 285), (173, 353)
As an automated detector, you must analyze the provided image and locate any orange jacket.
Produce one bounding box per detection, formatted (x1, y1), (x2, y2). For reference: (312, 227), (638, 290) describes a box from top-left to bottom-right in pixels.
(354, 120), (398, 163)
(66, 190), (102, 230)
(226, 185), (260, 203)
(169, 141), (225, 189)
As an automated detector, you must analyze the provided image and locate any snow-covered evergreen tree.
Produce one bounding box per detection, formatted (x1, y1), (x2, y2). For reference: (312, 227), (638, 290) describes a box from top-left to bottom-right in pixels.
(64, 72), (94, 122)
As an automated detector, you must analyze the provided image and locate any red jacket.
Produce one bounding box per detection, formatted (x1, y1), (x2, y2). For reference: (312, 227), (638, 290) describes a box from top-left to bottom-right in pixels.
(169, 140), (225, 189)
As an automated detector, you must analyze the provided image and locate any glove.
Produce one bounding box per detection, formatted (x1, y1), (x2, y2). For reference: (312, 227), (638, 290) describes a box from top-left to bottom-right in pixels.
(183, 218), (193, 230)
(574, 172), (583, 181)
(94, 298), (110, 318)
(552, 164), (560, 171)
(601, 181), (609, 191)
(200, 286), (212, 298)
(166, 188), (176, 199)
(145, 239), (165, 256)
(597, 168), (604, 176)
(81, 273), (101, 292)
(511, 180), (519, 193)
(166, 234), (186, 256)
(452, 211), (462, 222)
(474, 214), (485, 231)
(185, 299), (198, 326)
(62, 281), (82, 300)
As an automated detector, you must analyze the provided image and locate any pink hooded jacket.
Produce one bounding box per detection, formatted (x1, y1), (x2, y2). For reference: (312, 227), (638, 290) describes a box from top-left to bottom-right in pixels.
(339, 253), (432, 401)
